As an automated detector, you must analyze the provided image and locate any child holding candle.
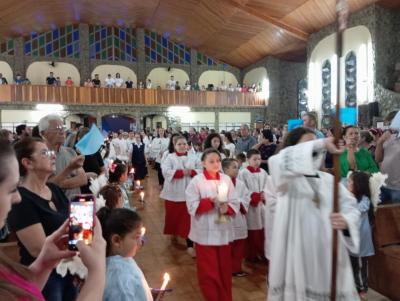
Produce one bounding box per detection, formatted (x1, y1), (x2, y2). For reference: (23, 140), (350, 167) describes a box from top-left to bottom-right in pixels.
(222, 158), (252, 277)
(185, 148), (239, 301)
(238, 149), (268, 262)
(160, 135), (201, 257)
(97, 208), (153, 301)
(130, 132), (148, 183)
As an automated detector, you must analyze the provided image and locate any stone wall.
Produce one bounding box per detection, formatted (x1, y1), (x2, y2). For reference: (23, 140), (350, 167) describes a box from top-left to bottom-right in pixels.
(241, 56), (306, 126)
(307, 4), (400, 117)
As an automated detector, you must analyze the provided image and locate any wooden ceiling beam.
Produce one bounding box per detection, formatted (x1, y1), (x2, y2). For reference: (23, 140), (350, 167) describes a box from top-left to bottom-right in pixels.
(222, 0), (310, 41)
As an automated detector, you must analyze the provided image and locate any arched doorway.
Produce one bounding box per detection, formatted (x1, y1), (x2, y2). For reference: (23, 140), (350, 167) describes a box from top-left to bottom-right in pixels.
(102, 114), (136, 132)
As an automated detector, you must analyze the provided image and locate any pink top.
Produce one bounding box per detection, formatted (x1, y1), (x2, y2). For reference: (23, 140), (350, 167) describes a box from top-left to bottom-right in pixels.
(0, 268), (44, 301)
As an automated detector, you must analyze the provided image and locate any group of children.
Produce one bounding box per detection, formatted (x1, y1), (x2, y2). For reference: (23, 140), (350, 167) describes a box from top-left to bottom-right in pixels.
(90, 127), (377, 301)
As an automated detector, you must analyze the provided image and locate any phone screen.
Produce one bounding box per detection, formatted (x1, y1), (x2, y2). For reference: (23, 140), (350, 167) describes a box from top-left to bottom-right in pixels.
(68, 194), (95, 250)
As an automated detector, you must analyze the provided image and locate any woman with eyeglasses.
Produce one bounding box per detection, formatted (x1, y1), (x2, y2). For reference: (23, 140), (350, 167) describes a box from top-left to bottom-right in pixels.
(8, 137), (78, 300)
(0, 139), (106, 300)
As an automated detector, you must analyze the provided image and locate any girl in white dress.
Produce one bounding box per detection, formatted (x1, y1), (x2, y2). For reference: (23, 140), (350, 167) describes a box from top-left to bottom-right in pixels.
(185, 149), (239, 301)
(151, 128), (169, 188)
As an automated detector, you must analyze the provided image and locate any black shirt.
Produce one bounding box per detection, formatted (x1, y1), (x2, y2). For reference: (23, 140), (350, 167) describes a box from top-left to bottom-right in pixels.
(46, 76), (56, 85)
(92, 79), (101, 87)
(81, 150), (104, 193)
(7, 183), (69, 265)
(126, 81), (133, 88)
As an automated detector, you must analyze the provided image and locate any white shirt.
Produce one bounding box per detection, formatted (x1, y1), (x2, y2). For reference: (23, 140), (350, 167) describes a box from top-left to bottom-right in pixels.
(146, 81), (152, 89)
(185, 172), (239, 245)
(238, 167), (268, 230)
(232, 179), (250, 240)
(160, 153), (202, 201)
(167, 79), (176, 90)
(151, 137), (169, 163)
(114, 78), (124, 88)
(105, 77), (115, 87)
(224, 143), (236, 158)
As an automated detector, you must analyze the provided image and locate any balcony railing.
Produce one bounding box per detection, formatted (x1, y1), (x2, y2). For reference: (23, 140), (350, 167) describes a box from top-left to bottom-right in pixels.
(0, 85), (267, 107)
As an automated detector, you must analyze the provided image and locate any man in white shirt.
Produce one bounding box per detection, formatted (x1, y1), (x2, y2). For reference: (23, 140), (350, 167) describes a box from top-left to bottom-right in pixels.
(219, 81), (227, 91)
(105, 74), (115, 88)
(167, 75), (176, 90)
(146, 79), (152, 89)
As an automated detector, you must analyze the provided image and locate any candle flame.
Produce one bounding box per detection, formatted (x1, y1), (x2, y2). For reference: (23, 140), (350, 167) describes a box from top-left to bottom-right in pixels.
(163, 273), (170, 282)
(129, 168), (135, 174)
(141, 227), (146, 236)
(140, 191), (145, 199)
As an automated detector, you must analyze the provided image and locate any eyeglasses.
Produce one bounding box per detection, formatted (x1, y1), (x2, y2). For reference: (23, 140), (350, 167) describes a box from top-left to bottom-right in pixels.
(47, 125), (66, 132)
(38, 149), (56, 158)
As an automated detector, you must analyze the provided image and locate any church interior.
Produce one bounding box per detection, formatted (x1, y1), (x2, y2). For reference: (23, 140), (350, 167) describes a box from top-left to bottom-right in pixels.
(0, 0), (399, 301)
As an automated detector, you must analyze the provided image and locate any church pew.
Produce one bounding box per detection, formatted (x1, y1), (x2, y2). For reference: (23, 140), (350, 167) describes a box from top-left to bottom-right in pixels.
(368, 203), (400, 301)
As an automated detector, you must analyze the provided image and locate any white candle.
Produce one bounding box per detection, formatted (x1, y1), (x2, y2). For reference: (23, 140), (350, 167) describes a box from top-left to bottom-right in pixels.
(140, 227), (146, 236)
(140, 191), (145, 202)
(160, 273), (170, 291)
(217, 183), (228, 203)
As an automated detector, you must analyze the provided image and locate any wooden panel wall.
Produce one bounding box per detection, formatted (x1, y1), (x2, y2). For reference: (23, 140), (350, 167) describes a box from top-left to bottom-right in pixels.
(0, 85), (267, 107)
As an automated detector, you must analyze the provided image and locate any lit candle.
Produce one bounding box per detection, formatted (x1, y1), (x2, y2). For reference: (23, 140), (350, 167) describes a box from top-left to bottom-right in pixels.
(140, 227), (146, 236)
(136, 180), (141, 189)
(217, 183), (228, 203)
(160, 272), (170, 290)
(140, 191), (145, 202)
(129, 167), (135, 174)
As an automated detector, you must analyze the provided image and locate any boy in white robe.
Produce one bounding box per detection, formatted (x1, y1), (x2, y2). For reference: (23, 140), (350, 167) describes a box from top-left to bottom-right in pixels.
(238, 149), (268, 261)
(267, 137), (360, 301)
(222, 158), (252, 277)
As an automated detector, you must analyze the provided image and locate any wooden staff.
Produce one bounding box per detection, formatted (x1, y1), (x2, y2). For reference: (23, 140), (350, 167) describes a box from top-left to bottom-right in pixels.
(331, 1), (349, 300)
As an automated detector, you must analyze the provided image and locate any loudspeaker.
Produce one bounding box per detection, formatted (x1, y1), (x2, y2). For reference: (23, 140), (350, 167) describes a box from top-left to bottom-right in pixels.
(358, 102), (380, 127)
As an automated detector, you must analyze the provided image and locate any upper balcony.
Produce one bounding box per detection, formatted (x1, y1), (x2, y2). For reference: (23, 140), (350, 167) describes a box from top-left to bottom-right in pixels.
(0, 85), (267, 107)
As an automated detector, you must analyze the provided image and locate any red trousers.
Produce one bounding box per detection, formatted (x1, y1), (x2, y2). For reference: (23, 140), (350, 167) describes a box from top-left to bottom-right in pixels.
(230, 239), (246, 274)
(163, 201), (190, 239)
(195, 244), (232, 301)
(246, 229), (264, 259)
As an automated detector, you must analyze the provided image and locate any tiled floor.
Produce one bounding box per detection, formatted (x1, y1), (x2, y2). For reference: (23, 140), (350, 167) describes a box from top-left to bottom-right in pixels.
(133, 169), (390, 301)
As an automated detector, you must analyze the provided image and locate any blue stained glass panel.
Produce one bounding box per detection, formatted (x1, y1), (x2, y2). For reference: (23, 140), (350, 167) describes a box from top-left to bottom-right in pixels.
(52, 30), (59, 39)
(145, 36), (150, 47)
(207, 58), (213, 65)
(73, 31), (79, 41)
(151, 50), (156, 61)
(24, 43), (31, 54)
(101, 28), (107, 39)
(168, 51), (173, 62)
(46, 44), (52, 54)
(95, 42), (100, 52)
(67, 45), (73, 55)
(185, 52), (191, 63)
(119, 31), (125, 40)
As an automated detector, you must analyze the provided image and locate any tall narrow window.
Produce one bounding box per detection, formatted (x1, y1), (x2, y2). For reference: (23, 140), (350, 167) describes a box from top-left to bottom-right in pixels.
(321, 60), (332, 127)
(345, 51), (357, 108)
(297, 78), (309, 117)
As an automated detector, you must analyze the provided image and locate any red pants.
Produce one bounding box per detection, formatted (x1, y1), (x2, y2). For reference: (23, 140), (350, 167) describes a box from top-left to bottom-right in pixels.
(246, 229), (264, 259)
(195, 244), (232, 301)
(163, 201), (190, 239)
(230, 239), (246, 274)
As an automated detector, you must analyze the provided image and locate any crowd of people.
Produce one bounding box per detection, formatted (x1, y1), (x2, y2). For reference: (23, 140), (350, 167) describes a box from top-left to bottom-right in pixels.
(0, 110), (398, 301)
(0, 71), (263, 94)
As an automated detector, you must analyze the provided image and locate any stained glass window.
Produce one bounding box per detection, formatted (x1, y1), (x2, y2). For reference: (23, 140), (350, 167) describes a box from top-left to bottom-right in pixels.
(197, 52), (217, 66)
(0, 39), (14, 56)
(321, 60), (332, 127)
(89, 26), (137, 62)
(24, 25), (80, 58)
(297, 79), (309, 118)
(144, 30), (191, 64)
(345, 51), (357, 108)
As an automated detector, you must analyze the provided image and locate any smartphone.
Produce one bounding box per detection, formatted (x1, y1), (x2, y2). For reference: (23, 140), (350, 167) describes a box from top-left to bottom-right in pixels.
(68, 194), (95, 251)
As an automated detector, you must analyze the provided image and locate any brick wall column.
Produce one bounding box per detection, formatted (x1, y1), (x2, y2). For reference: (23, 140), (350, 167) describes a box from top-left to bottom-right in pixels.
(79, 24), (90, 84)
(136, 28), (146, 83)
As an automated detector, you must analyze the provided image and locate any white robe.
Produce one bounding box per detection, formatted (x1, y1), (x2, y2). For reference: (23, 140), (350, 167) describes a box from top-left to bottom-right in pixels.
(264, 175), (277, 260)
(238, 168), (268, 230)
(232, 179), (251, 240)
(150, 137), (169, 163)
(267, 139), (360, 301)
(160, 153), (202, 202)
(185, 173), (239, 245)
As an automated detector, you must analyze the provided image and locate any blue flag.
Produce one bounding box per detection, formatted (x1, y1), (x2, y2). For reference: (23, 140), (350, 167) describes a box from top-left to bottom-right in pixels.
(288, 119), (303, 132)
(340, 108), (357, 125)
(76, 124), (104, 156)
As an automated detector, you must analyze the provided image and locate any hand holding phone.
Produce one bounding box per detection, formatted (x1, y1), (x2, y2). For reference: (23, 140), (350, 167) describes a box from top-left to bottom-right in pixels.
(69, 194), (95, 251)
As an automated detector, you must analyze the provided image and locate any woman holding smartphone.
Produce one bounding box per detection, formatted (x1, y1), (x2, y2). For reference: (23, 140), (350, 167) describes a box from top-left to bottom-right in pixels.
(8, 137), (104, 301)
(0, 138), (106, 300)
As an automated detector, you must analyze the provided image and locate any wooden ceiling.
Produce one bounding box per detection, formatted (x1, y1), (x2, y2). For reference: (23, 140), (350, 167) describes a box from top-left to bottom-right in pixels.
(0, 0), (397, 67)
